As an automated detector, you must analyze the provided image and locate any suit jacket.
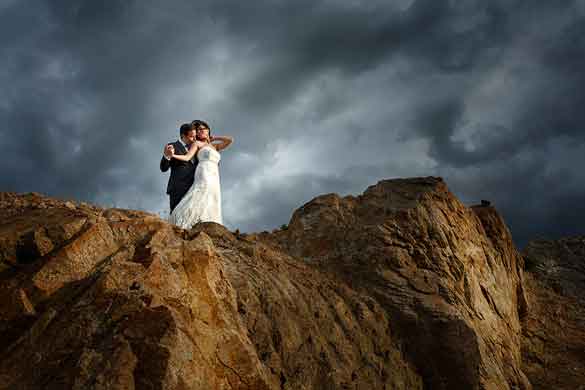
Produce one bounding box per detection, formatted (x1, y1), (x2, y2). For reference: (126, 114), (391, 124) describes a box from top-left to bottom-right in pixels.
(160, 141), (198, 197)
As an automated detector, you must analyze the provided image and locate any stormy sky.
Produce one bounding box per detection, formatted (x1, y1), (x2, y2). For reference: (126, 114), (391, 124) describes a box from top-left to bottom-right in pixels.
(1, 0), (584, 247)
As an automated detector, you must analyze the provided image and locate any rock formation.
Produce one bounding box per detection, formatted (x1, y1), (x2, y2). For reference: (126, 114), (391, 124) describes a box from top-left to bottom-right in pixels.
(261, 177), (530, 390)
(521, 237), (585, 390)
(0, 177), (583, 389)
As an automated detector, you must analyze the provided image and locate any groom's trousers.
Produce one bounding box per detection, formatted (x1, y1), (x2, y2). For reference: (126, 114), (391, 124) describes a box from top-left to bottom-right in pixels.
(170, 193), (183, 212)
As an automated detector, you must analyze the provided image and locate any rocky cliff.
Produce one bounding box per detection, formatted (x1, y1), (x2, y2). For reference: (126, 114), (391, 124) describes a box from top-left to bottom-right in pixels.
(0, 177), (582, 389)
(520, 237), (585, 390)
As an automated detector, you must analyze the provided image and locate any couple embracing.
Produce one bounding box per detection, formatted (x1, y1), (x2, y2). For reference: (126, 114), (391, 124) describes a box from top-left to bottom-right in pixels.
(160, 120), (233, 229)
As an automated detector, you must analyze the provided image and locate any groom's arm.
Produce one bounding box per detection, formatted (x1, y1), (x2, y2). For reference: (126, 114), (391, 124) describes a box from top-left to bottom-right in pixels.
(160, 143), (174, 172)
(160, 156), (171, 172)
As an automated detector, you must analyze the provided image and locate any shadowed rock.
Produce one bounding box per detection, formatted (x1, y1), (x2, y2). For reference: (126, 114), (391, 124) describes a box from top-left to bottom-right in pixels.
(521, 236), (585, 390)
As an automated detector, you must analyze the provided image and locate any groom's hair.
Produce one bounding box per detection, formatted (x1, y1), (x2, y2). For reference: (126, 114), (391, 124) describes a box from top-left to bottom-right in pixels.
(179, 123), (193, 137)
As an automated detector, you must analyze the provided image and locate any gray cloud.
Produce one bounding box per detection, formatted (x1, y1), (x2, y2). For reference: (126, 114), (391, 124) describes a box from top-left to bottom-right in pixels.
(1, 0), (584, 248)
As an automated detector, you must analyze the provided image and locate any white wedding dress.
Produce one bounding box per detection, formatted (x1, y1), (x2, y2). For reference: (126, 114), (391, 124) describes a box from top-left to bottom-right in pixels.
(169, 145), (222, 228)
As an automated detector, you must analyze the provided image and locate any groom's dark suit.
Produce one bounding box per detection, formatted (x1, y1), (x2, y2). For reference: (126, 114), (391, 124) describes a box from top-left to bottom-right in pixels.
(160, 141), (198, 211)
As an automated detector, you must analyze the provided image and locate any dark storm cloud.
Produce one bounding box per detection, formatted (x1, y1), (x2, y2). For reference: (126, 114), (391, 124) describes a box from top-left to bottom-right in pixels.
(1, 0), (224, 200)
(1, 0), (584, 247)
(396, 1), (585, 246)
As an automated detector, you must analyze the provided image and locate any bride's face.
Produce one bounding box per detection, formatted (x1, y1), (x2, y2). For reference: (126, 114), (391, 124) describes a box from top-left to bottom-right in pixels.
(197, 127), (210, 141)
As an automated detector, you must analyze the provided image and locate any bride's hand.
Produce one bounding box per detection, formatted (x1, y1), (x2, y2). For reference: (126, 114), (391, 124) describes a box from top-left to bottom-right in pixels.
(163, 144), (174, 158)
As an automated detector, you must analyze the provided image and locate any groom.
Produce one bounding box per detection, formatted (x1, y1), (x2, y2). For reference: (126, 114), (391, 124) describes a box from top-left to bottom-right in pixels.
(160, 123), (198, 212)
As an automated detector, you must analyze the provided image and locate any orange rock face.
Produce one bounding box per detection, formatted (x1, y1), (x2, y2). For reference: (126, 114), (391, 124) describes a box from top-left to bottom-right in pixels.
(0, 179), (582, 389)
(0, 193), (273, 389)
(264, 177), (531, 390)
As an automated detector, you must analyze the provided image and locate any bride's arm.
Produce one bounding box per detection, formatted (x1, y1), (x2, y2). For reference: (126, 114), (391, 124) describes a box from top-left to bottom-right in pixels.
(172, 143), (199, 161)
(211, 136), (234, 152)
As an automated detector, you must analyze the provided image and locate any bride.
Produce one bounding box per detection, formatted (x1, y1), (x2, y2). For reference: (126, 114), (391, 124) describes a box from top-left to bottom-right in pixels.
(168, 121), (233, 229)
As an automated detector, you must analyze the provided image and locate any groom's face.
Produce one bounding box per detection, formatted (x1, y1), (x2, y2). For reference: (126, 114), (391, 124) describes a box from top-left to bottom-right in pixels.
(182, 130), (196, 145)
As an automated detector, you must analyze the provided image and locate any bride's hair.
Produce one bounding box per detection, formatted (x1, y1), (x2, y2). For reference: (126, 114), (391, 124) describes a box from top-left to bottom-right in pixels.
(191, 119), (212, 140)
